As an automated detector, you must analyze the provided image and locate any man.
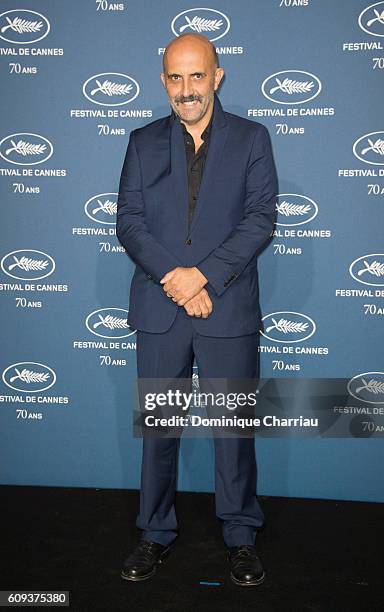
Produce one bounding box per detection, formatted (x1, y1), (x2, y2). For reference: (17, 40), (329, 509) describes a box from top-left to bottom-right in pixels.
(116, 33), (278, 587)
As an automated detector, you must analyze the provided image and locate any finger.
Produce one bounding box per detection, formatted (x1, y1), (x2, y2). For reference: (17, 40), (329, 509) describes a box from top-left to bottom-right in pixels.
(160, 274), (171, 284)
(160, 268), (178, 284)
(166, 285), (177, 297)
(203, 294), (213, 314)
(201, 301), (210, 317)
(200, 301), (209, 318)
(164, 281), (176, 293)
(177, 297), (189, 306)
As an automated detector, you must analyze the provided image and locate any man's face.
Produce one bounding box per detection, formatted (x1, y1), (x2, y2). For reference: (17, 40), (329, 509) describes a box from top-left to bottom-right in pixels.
(161, 39), (224, 127)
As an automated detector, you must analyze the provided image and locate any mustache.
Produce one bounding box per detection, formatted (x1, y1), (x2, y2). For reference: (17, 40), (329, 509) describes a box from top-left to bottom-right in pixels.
(174, 95), (203, 104)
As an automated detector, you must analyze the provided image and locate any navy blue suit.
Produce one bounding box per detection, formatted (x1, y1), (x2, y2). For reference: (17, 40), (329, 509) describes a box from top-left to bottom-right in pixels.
(117, 94), (278, 547)
(117, 94), (278, 336)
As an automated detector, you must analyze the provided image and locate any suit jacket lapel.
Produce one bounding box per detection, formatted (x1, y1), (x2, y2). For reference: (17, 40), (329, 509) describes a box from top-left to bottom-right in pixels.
(169, 116), (189, 236)
(168, 93), (229, 237)
(188, 94), (229, 234)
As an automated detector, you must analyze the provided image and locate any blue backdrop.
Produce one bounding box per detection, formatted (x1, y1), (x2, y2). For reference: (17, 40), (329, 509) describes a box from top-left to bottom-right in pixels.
(1, 0), (383, 502)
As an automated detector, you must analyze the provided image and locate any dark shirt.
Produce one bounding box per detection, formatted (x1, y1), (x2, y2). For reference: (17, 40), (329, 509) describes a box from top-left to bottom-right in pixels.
(172, 110), (212, 230)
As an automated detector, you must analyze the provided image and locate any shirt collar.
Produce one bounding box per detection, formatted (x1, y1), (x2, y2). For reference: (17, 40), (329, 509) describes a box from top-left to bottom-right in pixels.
(171, 108), (213, 142)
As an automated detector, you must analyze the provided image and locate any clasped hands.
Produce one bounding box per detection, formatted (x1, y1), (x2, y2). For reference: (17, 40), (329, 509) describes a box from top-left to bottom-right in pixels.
(160, 267), (213, 318)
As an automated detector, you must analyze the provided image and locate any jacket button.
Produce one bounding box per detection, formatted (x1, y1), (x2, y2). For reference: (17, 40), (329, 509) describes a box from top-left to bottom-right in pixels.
(147, 274), (152, 280)
(185, 238), (192, 245)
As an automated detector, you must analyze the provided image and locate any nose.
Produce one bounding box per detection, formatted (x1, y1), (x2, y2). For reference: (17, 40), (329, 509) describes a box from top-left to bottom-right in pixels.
(181, 77), (193, 99)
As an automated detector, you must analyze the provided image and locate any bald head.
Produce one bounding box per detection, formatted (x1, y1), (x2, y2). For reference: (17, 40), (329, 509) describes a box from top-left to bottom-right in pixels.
(163, 33), (219, 72)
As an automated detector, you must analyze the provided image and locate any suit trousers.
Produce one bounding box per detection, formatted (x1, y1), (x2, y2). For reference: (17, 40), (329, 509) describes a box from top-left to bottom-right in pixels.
(135, 305), (265, 547)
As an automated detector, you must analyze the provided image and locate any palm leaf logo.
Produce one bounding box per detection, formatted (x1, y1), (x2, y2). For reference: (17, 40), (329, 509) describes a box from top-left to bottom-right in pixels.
(276, 201), (311, 216)
(367, 8), (384, 27)
(90, 79), (132, 97)
(8, 256), (48, 272)
(269, 78), (314, 95)
(9, 368), (49, 384)
(265, 318), (308, 334)
(355, 378), (384, 395)
(92, 199), (117, 216)
(357, 260), (384, 277)
(93, 314), (129, 330)
(5, 139), (46, 157)
(179, 16), (223, 33)
(361, 138), (384, 156)
(1, 16), (43, 34)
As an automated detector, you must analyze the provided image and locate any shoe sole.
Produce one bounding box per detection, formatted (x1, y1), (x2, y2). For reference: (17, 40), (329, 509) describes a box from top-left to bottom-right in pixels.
(121, 567), (156, 582)
(230, 571), (266, 587)
(120, 548), (171, 582)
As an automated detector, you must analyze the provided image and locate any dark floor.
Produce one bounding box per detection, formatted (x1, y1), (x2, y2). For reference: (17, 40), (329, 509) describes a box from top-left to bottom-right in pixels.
(0, 486), (382, 611)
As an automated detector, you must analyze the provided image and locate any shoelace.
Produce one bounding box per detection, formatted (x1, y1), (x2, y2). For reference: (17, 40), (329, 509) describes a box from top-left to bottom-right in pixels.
(127, 541), (159, 564)
(234, 546), (255, 557)
(140, 541), (157, 552)
(231, 546), (260, 569)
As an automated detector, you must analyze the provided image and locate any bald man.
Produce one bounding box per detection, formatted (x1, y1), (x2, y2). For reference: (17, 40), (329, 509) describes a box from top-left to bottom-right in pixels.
(117, 33), (278, 587)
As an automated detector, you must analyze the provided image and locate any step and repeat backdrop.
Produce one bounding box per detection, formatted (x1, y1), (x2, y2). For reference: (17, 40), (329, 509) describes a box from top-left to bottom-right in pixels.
(1, 0), (383, 502)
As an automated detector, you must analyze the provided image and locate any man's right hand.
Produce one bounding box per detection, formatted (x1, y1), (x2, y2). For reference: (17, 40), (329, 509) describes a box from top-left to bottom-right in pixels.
(183, 288), (213, 318)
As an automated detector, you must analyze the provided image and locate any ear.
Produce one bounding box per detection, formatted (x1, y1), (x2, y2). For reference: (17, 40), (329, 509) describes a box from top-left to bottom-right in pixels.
(160, 72), (166, 88)
(214, 68), (225, 91)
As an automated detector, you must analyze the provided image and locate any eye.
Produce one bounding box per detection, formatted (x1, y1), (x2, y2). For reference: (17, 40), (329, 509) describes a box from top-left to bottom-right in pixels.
(193, 73), (203, 79)
(169, 75), (180, 81)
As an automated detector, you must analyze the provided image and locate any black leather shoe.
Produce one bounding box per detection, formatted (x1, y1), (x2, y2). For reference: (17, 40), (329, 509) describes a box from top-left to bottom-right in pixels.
(121, 540), (172, 582)
(227, 545), (265, 587)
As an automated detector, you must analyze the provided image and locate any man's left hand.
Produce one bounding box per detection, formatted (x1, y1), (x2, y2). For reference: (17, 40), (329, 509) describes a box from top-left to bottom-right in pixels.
(160, 267), (208, 306)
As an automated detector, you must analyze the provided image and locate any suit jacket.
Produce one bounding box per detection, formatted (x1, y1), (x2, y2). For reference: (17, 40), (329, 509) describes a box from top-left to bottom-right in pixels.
(116, 93), (278, 337)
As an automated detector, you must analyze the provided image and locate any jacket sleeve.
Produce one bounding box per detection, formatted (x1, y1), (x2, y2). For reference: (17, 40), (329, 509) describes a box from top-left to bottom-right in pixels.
(196, 124), (278, 297)
(116, 130), (182, 282)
